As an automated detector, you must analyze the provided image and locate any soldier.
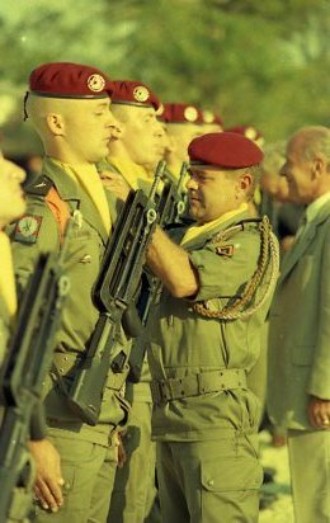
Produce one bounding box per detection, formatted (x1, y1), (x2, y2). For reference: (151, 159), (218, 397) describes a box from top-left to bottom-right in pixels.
(9, 62), (130, 523)
(101, 80), (162, 197)
(103, 80), (162, 523)
(145, 132), (279, 522)
(0, 156), (52, 522)
(0, 156), (26, 357)
(268, 126), (330, 523)
(157, 103), (204, 184)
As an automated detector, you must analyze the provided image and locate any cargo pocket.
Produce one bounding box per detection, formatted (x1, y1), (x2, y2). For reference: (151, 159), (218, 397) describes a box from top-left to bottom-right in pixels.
(201, 456), (263, 522)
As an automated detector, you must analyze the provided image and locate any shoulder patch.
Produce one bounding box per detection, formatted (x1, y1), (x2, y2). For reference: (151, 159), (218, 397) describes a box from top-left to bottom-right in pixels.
(13, 215), (43, 244)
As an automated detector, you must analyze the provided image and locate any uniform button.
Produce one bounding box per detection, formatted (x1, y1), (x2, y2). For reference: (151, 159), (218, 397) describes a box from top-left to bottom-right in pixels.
(208, 479), (214, 487)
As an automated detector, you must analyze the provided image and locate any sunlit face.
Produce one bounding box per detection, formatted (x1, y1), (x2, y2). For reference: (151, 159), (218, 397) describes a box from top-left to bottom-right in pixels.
(281, 136), (316, 204)
(0, 158), (26, 228)
(166, 124), (204, 163)
(118, 106), (163, 166)
(154, 123), (171, 160)
(186, 167), (242, 224)
(62, 98), (114, 163)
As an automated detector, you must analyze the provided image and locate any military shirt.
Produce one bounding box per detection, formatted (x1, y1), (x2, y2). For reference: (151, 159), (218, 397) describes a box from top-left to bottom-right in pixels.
(8, 157), (129, 446)
(148, 210), (275, 441)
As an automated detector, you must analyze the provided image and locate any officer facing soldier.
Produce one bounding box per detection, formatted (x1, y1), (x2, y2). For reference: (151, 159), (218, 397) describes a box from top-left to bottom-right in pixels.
(8, 62), (131, 523)
(145, 132), (279, 522)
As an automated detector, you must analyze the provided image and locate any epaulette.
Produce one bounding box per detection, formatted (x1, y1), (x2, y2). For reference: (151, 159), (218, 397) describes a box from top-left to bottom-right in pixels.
(25, 175), (53, 197)
(212, 218), (262, 244)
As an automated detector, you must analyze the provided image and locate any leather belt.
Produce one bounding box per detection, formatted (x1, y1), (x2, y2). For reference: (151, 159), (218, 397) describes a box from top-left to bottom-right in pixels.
(150, 368), (247, 404)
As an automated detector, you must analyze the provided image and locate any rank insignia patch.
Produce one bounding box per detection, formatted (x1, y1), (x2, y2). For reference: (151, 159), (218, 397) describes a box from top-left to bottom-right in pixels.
(13, 215), (43, 244)
(215, 244), (234, 257)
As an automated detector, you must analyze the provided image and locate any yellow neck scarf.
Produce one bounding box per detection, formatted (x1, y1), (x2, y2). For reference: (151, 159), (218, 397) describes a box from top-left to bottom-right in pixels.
(53, 160), (111, 233)
(0, 231), (17, 317)
(181, 203), (248, 247)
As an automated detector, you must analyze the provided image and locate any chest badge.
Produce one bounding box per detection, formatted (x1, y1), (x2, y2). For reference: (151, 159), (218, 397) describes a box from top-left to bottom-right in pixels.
(215, 244), (235, 257)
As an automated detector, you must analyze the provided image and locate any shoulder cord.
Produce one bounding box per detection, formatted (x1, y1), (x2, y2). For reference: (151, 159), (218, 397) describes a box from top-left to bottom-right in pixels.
(192, 216), (280, 321)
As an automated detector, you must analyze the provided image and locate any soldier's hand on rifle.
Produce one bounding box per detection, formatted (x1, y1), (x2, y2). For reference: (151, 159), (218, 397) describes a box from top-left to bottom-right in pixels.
(28, 438), (64, 512)
(100, 170), (130, 202)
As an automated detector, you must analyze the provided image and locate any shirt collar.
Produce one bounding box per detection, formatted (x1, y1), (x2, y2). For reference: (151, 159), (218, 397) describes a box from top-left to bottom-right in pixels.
(306, 191), (330, 223)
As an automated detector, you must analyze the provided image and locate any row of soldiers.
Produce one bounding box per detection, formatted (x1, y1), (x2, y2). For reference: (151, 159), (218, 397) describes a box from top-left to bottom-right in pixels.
(1, 59), (329, 523)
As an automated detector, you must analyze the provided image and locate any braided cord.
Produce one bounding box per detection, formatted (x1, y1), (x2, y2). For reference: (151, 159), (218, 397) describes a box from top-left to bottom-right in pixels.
(192, 216), (280, 321)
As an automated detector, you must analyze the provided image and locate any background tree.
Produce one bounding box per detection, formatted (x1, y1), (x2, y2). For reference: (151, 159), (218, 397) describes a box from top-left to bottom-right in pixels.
(0, 0), (329, 154)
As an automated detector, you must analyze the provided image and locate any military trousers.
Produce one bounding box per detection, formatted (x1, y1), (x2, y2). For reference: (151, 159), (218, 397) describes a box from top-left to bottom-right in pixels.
(107, 400), (160, 523)
(288, 428), (330, 523)
(156, 432), (263, 523)
(31, 428), (118, 523)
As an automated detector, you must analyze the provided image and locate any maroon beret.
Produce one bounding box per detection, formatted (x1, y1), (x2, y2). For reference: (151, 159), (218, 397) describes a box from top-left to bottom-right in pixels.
(110, 80), (160, 110)
(188, 132), (264, 169)
(158, 103), (203, 124)
(29, 62), (113, 99)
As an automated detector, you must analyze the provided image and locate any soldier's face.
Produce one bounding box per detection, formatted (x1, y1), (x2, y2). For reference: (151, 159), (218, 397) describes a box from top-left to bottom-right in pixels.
(118, 106), (165, 167)
(0, 158), (26, 228)
(281, 137), (316, 204)
(166, 124), (203, 163)
(61, 99), (115, 163)
(186, 168), (242, 224)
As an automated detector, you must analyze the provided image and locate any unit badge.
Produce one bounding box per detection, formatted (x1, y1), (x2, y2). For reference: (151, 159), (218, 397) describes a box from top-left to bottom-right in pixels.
(13, 215), (43, 244)
(133, 86), (149, 103)
(184, 106), (198, 122)
(87, 74), (106, 93)
(215, 244), (235, 257)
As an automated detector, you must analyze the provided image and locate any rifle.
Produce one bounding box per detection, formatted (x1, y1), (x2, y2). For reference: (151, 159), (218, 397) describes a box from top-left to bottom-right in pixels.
(156, 161), (188, 227)
(0, 234), (70, 522)
(127, 162), (188, 384)
(66, 161), (165, 426)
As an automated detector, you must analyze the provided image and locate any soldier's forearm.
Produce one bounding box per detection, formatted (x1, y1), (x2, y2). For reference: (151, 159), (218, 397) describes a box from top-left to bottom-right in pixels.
(146, 226), (199, 298)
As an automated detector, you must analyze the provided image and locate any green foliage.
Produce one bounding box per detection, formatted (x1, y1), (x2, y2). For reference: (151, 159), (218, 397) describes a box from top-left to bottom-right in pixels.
(0, 0), (329, 153)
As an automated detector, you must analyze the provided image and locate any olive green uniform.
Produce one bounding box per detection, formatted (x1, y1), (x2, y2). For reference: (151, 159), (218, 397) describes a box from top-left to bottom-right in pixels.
(0, 283), (39, 521)
(8, 158), (130, 523)
(104, 159), (160, 523)
(147, 211), (276, 523)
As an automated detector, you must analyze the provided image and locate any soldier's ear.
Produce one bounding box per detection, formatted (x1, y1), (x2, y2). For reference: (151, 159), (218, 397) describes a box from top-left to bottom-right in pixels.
(46, 113), (65, 136)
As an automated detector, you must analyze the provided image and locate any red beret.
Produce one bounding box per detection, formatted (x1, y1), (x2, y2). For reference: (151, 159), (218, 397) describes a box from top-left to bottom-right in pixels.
(188, 132), (264, 169)
(158, 103), (203, 124)
(110, 80), (160, 111)
(29, 62), (113, 99)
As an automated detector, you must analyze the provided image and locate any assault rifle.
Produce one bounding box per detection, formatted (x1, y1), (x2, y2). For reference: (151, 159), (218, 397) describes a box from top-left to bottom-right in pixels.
(0, 239), (70, 522)
(67, 161), (165, 425)
(128, 162), (189, 383)
(156, 161), (188, 227)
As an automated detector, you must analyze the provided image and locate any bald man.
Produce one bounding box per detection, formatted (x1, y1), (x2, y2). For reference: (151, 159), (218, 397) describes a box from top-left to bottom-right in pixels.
(268, 126), (330, 523)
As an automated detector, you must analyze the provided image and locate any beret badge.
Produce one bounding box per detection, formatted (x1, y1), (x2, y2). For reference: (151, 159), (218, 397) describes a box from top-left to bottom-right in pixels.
(133, 85), (150, 103)
(202, 110), (215, 124)
(87, 74), (106, 93)
(184, 106), (198, 123)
